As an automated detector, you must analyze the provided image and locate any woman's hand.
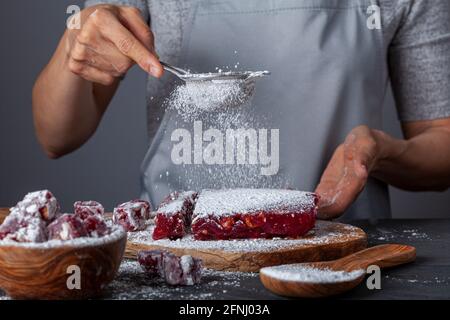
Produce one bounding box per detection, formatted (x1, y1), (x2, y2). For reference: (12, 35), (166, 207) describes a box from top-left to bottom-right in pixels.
(65, 4), (163, 85)
(315, 126), (390, 219)
(33, 4), (163, 158)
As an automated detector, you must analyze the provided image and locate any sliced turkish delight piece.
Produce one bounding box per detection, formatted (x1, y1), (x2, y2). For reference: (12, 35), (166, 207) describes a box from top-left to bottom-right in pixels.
(137, 250), (202, 286)
(130, 200), (151, 219)
(137, 250), (164, 278)
(83, 214), (110, 237)
(192, 189), (318, 240)
(179, 255), (202, 286)
(113, 200), (151, 232)
(158, 191), (197, 209)
(162, 252), (184, 285)
(153, 214), (186, 240)
(12, 190), (60, 222)
(153, 191), (198, 240)
(157, 191), (198, 224)
(163, 253), (202, 286)
(47, 214), (88, 240)
(74, 201), (104, 220)
(0, 210), (48, 243)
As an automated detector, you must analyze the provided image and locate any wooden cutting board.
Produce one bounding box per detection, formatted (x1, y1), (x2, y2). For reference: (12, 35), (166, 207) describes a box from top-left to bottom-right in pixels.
(0, 208), (9, 222)
(125, 221), (367, 272)
(0, 208), (368, 273)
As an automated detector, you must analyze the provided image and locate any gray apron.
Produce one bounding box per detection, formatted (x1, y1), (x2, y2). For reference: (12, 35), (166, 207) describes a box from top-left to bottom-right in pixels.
(141, 0), (391, 221)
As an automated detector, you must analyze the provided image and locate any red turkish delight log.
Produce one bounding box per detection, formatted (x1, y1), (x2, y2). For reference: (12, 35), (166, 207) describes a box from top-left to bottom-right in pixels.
(191, 189), (318, 240)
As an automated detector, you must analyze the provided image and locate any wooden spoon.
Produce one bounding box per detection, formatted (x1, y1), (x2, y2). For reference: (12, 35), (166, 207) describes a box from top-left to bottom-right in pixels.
(260, 244), (416, 298)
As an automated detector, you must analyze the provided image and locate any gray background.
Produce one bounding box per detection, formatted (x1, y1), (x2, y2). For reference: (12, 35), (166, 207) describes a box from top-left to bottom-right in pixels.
(0, 0), (448, 217)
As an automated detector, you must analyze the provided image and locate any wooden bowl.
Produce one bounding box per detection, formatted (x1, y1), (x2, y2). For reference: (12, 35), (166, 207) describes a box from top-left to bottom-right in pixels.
(0, 226), (126, 300)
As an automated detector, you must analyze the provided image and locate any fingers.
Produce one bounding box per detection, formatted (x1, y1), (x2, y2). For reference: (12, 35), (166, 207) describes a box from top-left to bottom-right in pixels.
(71, 41), (132, 76)
(315, 145), (364, 220)
(119, 7), (155, 52)
(343, 127), (378, 175)
(66, 5), (163, 84)
(316, 162), (367, 220)
(68, 59), (117, 86)
(91, 8), (163, 77)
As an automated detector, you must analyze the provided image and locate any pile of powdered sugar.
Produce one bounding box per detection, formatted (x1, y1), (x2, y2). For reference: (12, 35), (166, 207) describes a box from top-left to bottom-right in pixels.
(128, 221), (362, 253)
(260, 264), (365, 283)
(193, 189), (316, 219)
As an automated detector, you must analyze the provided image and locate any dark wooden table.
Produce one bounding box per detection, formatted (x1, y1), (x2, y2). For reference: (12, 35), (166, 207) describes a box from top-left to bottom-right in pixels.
(1, 219), (449, 300)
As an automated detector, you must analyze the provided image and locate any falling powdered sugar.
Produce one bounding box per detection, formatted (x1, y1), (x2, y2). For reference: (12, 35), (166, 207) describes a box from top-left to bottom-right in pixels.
(166, 72), (266, 121)
(260, 264), (365, 283)
(162, 66), (289, 190)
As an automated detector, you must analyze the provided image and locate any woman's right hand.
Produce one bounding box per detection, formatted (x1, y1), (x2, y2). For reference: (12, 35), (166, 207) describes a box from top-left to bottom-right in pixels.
(65, 4), (163, 86)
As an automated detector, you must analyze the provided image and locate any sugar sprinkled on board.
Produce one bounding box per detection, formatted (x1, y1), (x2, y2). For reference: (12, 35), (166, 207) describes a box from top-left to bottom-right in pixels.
(260, 264), (365, 283)
(128, 221), (362, 253)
